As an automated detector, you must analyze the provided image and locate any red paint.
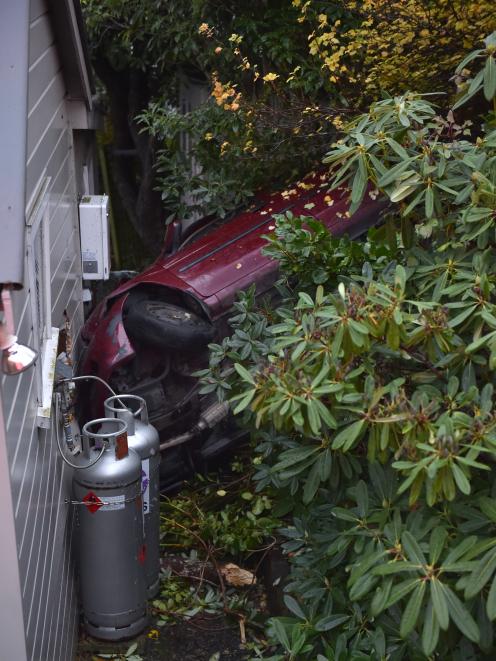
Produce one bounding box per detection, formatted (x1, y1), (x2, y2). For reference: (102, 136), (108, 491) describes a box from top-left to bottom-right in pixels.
(138, 544), (147, 565)
(79, 174), (385, 418)
(115, 432), (128, 460)
(83, 491), (103, 514)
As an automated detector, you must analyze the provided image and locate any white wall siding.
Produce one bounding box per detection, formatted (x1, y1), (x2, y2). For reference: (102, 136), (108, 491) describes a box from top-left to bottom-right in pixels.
(0, 0), (88, 658)
(0, 398), (28, 659)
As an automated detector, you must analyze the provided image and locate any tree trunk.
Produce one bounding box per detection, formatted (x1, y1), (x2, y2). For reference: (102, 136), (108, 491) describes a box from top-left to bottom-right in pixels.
(92, 55), (166, 257)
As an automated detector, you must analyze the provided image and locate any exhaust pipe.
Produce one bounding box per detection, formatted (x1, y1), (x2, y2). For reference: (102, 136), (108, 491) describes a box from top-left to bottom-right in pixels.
(159, 401), (229, 452)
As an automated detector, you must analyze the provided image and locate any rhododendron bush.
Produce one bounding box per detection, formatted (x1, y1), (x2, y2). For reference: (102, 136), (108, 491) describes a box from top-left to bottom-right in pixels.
(199, 34), (496, 660)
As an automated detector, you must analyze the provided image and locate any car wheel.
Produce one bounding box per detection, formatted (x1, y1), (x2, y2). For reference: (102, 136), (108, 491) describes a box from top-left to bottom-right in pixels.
(124, 298), (214, 351)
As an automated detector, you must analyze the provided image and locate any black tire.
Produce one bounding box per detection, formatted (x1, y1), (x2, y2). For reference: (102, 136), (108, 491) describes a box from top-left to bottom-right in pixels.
(124, 298), (214, 351)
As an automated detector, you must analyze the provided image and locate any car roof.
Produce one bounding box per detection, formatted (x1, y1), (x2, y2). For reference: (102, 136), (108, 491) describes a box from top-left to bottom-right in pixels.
(108, 171), (384, 314)
(158, 172), (382, 299)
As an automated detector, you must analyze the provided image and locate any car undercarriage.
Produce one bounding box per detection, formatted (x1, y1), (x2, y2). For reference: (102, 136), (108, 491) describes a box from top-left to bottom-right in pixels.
(76, 174), (385, 490)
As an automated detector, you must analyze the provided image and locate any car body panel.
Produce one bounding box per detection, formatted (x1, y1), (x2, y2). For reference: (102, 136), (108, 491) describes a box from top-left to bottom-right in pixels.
(78, 173), (384, 420)
(152, 178), (353, 299)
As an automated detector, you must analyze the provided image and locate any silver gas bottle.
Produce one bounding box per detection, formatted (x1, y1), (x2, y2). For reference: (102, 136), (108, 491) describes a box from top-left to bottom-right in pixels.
(104, 394), (161, 597)
(73, 418), (148, 640)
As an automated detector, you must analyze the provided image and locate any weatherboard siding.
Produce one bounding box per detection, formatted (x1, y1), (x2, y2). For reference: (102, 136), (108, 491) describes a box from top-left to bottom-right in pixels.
(0, 0), (86, 658)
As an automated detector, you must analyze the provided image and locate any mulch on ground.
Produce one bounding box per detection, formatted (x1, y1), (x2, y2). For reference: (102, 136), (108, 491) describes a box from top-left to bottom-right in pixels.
(76, 612), (252, 661)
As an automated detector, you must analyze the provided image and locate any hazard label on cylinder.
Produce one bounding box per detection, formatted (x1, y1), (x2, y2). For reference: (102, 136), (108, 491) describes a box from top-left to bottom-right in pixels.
(83, 491), (103, 513)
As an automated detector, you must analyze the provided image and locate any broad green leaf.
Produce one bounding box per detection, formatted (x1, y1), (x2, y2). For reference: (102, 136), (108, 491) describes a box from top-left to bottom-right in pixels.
(298, 291), (314, 307)
(487, 573), (496, 620)
(378, 158), (417, 188)
(373, 561), (420, 576)
(319, 448), (333, 481)
(451, 462), (471, 495)
(479, 497), (496, 522)
(395, 265), (407, 292)
(456, 48), (483, 74)
(462, 361), (476, 391)
(465, 548), (496, 598)
(314, 614), (348, 632)
(395, 463), (423, 495)
(233, 363), (255, 384)
(125, 643), (138, 657)
(466, 330), (496, 354)
(332, 507), (360, 522)
(384, 578), (419, 609)
(456, 457), (491, 470)
(306, 399), (321, 436)
(402, 188), (425, 216)
(283, 595), (306, 620)
(311, 362), (330, 389)
(314, 399), (337, 429)
(386, 320), (400, 350)
(355, 480), (369, 517)
(348, 319), (369, 335)
(481, 308), (496, 329)
(483, 55), (496, 101)
(232, 388), (256, 414)
(431, 579), (449, 630)
(398, 109), (410, 127)
(349, 573), (376, 601)
(443, 535), (477, 565)
(279, 454), (320, 480)
(402, 530), (427, 565)
(303, 461), (321, 505)
(441, 561), (477, 573)
(332, 419), (365, 451)
(349, 550), (388, 587)
(425, 186), (434, 219)
(291, 340), (307, 362)
(429, 528), (448, 565)
(449, 305), (477, 328)
(390, 183), (418, 203)
(351, 156), (367, 205)
(444, 585), (479, 642)
(400, 581), (426, 638)
(385, 137), (409, 159)
(464, 539), (496, 562)
(371, 578), (392, 615)
(422, 600), (439, 656)
(272, 618), (291, 652)
(273, 446), (319, 472)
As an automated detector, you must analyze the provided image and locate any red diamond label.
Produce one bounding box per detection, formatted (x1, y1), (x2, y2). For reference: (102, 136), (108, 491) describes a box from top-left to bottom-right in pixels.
(83, 491), (103, 513)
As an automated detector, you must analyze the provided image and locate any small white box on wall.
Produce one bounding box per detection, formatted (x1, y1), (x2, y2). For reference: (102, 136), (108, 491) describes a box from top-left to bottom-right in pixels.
(79, 194), (110, 280)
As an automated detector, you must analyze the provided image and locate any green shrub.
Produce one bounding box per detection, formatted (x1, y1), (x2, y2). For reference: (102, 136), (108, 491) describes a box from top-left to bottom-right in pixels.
(201, 33), (496, 659)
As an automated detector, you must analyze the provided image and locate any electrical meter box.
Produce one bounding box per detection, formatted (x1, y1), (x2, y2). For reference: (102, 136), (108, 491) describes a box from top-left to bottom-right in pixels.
(79, 195), (110, 280)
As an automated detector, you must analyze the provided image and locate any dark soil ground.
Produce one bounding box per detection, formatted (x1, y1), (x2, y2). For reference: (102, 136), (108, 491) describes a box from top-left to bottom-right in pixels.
(75, 459), (287, 660)
(76, 614), (252, 660)
(75, 545), (289, 660)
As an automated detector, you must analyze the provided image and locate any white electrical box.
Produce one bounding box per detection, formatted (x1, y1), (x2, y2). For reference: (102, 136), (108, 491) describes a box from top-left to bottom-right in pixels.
(79, 195), (110, 280)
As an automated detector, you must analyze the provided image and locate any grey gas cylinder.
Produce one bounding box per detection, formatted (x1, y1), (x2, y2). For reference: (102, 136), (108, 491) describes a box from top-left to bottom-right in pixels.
(104, 394), (161, 598)
(73, 417), (148, 640)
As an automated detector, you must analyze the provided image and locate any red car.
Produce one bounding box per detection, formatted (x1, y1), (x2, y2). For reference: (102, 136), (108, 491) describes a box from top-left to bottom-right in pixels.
(77, 174), (383, 489)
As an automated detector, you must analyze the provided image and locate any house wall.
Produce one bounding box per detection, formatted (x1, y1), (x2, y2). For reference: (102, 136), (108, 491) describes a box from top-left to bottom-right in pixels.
(0, 0), (89, 658)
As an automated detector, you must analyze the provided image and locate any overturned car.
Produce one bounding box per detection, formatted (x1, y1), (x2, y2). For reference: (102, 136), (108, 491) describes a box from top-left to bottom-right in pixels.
(77, 174), (383, 490)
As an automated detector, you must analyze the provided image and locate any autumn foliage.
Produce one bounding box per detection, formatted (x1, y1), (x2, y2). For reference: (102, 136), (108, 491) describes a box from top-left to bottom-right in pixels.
(297, 0), (496, 100)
